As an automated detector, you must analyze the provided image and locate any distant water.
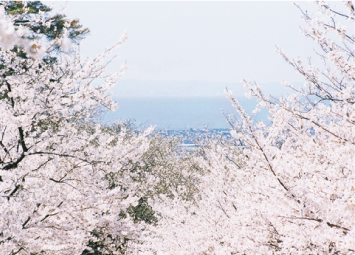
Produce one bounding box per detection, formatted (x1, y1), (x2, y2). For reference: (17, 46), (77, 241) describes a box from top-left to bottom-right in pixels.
(103, 96), (269, 130)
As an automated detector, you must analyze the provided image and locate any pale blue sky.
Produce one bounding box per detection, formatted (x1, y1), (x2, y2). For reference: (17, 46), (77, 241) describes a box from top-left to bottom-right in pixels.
(47, 1), (325, 129)
(50, 1), (320, 84)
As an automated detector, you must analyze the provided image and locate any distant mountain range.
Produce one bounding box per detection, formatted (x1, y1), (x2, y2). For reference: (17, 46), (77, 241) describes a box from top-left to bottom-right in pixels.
(108, 80), (303, 98)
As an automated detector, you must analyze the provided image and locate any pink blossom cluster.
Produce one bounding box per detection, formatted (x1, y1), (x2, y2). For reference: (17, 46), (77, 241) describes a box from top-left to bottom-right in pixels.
(134, 2), (355, 254)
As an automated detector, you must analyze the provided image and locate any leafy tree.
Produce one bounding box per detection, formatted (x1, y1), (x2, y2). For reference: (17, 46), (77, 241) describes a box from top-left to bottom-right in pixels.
(2, 1), (89, 55)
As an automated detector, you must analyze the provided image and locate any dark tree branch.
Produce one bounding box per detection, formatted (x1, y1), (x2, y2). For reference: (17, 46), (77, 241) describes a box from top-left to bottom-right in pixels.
(22, 216), (31, 229)
(2, 153), (26, 170)
(6, 184), (22, 200)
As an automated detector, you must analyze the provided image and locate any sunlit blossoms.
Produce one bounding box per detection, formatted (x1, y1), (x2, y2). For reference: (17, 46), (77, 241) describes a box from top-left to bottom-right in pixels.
(1, 1), (355, 254)
(134, 1), (355, 254)
(0, 2), (154, 254)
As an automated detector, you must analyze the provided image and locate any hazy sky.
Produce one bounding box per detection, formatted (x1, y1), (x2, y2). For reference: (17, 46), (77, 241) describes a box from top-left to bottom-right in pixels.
(51, 1), (321, 84)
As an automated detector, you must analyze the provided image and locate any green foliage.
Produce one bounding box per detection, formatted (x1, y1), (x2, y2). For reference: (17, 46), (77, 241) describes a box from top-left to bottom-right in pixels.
(5, 1), (50, 15)
(127, 197), (158, 225)
(2, 1), (89, 54)
(82, 229), (130, 255)
(135, 132), (203, 201)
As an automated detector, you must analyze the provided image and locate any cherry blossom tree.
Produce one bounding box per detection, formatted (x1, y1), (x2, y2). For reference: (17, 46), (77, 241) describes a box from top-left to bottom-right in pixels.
(0, 3), (157, 254)
(135, 1), (355, 254)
